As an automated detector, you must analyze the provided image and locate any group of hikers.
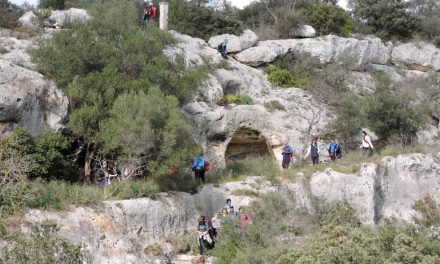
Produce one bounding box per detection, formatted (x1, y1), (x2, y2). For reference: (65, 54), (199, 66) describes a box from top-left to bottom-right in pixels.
(282, 131), (374, 169)
(196, 198), (252, 256)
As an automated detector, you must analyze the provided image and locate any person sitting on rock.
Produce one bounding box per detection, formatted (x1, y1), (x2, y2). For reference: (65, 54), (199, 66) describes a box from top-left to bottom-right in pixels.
(281, 144), (294, 169)
(217, 39), (228, 59)
(227, 206), (238, 220)
(223, 198), (234, 212)
(220, 207), (229, 221)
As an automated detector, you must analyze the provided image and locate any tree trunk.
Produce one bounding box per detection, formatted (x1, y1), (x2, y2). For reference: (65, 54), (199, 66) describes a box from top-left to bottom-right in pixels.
(84, 142), (96, 183)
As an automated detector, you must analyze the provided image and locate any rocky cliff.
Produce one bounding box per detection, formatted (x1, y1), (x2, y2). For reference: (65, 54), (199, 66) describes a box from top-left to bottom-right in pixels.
(16, 153), (440, 263)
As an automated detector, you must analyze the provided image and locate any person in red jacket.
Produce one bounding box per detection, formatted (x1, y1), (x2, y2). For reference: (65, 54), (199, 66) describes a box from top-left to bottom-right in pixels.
(143, 3), (157, 22)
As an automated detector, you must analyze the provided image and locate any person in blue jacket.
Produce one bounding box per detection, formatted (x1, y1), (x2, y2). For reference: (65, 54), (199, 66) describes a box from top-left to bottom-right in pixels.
(281, 144), (294, 169)
(192, 154), (206, 183)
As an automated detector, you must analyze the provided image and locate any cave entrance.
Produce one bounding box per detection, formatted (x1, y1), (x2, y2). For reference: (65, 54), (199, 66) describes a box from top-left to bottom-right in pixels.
(225, 128), (273, 162)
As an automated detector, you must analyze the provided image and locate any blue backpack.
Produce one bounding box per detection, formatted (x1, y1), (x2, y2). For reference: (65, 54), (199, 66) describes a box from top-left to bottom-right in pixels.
(192, 156), (205, 170)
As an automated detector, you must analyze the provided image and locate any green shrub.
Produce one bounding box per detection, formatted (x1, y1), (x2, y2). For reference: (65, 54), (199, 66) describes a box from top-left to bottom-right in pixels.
(303, 3), (354, 36)
(265, 66), (308, 88)
(170, 234), (194, 254)
(218, 157), (279, 181)
(144, 243), (163, 256)
(39, 0), (65, 10)
(0, 0), (23, 29)
(32, 8), (54, 28)
(230, 189), (260, 197)
(223, 94), (253, 105)
(0, 220), (90, 263)
(412, 194), (440, 227)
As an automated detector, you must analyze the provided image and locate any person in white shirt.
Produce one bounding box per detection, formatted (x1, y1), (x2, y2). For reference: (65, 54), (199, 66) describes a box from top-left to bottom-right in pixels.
(305, 138), (320, 165)
(360, 131), (374, 156)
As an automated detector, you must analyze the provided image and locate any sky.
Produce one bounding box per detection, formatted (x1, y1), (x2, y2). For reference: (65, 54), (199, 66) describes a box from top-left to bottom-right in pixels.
(10, 0), (350, 9)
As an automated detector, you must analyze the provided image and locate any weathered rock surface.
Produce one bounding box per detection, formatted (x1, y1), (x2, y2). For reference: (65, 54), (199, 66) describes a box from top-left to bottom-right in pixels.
(345, 71), (376, 95)
(235, 35), (392, 67)
(0, 32), (68, 137)
(291, 25), (316, 38)
(167, 31), (332, 168)
(391, 42), (440, 72)
(17, 153), (440, 263)
(18, 8), (90, 29)
(208, 29), (258, 53)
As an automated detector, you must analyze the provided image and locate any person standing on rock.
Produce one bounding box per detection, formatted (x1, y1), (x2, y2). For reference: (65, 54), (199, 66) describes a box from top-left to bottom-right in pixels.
(217, 39), (228, 59)
(305, 138), (320, 165)
(192, 154), (206, 183)
(196, 216), (212, 256)
(281, 144), (294, 169)
(360, 131), (374, 156)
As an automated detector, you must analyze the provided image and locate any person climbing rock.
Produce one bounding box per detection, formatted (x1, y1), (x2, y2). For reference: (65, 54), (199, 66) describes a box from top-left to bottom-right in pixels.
(281, 144), (294, 169)
(217, 39), (228, 59)
(328, 139), (338, 161)
(360, 131), (374, 156)
(305, 138), (320, 165)
(192, 154), (206, 183)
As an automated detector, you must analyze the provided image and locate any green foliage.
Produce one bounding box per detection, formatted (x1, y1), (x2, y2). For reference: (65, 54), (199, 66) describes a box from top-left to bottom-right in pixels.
(32, 8), (54, 28)
(412, 194), (440, 227)
(223, 94), (253, 105)
(0, 0), (24, 29)
(168, 0), (243, 41)
(32, 0), (207, 179)
(265, 66), (308, 88)
(335, 92), (364, 146)
(350, 0), (420, 40)
(411, 0), (440, 45)
(39, 0), (65, 10)
(325, 200), (361, 227)
(215, 157), (279, 182)
(304, 3), (354, 36)
(0, 128), (77, 181)
(0, 220), (90, 263)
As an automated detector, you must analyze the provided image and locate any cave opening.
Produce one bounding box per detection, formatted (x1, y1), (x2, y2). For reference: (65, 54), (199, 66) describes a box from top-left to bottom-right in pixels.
(225, 128), (273, 162)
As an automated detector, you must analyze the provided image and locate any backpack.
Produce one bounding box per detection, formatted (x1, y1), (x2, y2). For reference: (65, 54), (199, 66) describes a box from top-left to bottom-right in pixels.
(204, 161), (210, 172)
(196, 156), (205, 170)
(217, 42), (226, 51)
(311, 144), (318, 158)
(282, 145), (293, 154)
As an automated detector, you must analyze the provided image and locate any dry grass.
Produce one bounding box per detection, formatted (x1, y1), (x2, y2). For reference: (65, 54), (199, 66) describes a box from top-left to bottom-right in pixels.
(230, 189), (260, 197)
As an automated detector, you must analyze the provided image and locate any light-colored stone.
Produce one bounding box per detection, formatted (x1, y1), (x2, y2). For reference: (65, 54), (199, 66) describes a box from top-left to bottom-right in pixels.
(291, 25), (316, 38)
(391, 42), (440, 72)
(18, 8), (90, 29)
(235, 35), (393, 67)
(208, 29), (258, 53)
(366, 64), (403, 82)
(345, 71), (376, 95)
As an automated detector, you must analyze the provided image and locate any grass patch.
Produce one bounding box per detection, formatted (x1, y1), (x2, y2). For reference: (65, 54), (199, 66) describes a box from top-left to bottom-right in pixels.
(265, 65), (308, 88)
(223, 94), (253, 105)
(230, 189), (260, 197)
(144, 243), (163, 256)
(169, 234), (197, 254)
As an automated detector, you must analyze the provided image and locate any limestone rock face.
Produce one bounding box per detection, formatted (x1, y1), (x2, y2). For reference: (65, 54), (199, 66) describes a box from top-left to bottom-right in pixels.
(235, 35), (392, 67)
(391, 42), (440, 72)
(345, 71), (376, 95)
(18, 8), (90, 29)
(208, 29), (258, 53)
(291, 25), (316, 38)
(167, 31), (332, 168)
(18, 153), (440, 262)
(0, 32), (68, 137)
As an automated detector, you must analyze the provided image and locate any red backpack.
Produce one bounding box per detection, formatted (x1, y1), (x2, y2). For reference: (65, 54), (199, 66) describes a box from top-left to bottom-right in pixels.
(204, 161), (210, 172)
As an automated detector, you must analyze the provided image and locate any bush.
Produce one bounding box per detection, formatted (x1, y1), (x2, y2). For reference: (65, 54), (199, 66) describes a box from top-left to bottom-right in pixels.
(303, 3), (354, 36)
(168, 0), (243, 41)
(39, 0), (65, 10)
(0, 0), (23, 29)
(223, 94), (253, 105)
(32, 8), (53, 28)
(0, 220), (90, 263)
(265, 66), (308, 88)
(412, 194), (440, 227)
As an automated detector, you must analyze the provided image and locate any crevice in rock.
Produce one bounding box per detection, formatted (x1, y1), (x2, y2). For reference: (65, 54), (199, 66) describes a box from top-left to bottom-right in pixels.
(373, 164), (386, 224)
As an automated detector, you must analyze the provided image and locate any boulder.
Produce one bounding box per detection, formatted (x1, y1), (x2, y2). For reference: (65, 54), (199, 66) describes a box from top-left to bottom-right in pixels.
(391, 42), (440, 72)
(208, 29), (258, 53)
(366, 64), (403, 82)
(291, 24), (316, 38)
(0, 60), (68, 136)
(18, 8), (90, 29)
(235, 35), (392, 67)
(345, 71), (376, 95)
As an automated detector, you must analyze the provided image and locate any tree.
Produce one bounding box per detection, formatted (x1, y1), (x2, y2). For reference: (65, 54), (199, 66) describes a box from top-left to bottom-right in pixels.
(39, 0), (65, 10)
(410, 0), (440, 45)
(349, 0), (419, 39)
(304, 3), (354, 36)
(0, 0), (23, 28)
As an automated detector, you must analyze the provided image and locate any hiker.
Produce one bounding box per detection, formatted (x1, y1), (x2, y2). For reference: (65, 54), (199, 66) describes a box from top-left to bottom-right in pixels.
(223, 198), (233, 211)
(192, 154), (206, 183)
(211, 212), (221, 235)
(281, 144), (294, 169)
(239, 207), (252, 227)
(305, 138), (320, 165)
(217, 39), (228, 59)
(142, 2), (157, 22)
(335, 140), (342, 159)
(328, 140), (339, 161)
(227, 206), (238, 220)
(221, 208), (229, 221)
(360, 131), (374, 156)
(196, 216), (213, 255)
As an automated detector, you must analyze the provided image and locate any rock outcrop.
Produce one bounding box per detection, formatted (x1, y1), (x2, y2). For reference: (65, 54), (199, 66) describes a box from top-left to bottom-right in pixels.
(291, 25), (316, 38)
(0, 30), (68, 137)
(18, 8), (90, 29)
(391, 42), (440, 72)
(208, 29), (258, 53)
(17, 153), (440, 263)
(167, 31), (331, 168)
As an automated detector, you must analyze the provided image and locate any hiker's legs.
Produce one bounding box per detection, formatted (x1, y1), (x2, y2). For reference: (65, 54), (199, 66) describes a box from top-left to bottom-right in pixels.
(312, 156), (319, 165)
(198, 238), (204, 255)
(282, 157), (290, 169)
(200, 170), (205, 183)
(221, 52), (228, 59)
(195, 169), (202, 183)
